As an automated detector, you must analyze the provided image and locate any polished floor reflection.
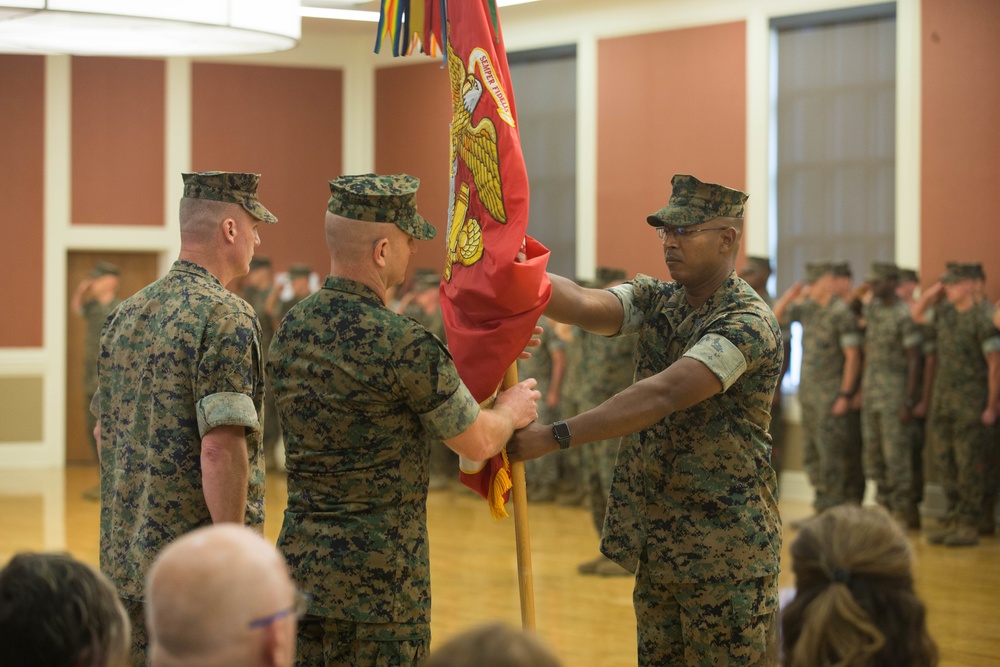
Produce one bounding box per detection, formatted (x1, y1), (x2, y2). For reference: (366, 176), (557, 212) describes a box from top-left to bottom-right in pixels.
(2, 466), (998, 666)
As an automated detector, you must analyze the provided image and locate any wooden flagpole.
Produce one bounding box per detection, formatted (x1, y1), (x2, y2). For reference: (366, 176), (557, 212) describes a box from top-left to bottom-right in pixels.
(503, 363), (535, 630)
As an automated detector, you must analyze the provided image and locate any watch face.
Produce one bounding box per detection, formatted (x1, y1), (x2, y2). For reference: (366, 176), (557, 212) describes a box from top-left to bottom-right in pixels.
(552, 421), (571, 447)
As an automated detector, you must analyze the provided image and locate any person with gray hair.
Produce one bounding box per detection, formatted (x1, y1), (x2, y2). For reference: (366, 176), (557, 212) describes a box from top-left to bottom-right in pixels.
(145, 524), (300, 667)
(0, 552), (130, 667)
(92, 171), (278, 663)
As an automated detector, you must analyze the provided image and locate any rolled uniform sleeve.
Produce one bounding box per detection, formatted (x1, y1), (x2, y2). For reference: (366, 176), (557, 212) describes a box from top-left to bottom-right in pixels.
(195, 311), (262, 438)
(419, 383), (480, 441)
(684, 333), (748, 392)
(197, 392), (260, 438)
(608, 282), (645, 335)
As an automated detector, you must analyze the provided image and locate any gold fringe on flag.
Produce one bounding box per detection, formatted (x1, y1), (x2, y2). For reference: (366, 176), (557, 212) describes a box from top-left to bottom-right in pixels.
(488, 449), (513, 520)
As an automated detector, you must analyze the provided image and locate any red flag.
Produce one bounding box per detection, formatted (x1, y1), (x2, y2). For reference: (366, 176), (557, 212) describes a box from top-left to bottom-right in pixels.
(375, 0), (551, 518)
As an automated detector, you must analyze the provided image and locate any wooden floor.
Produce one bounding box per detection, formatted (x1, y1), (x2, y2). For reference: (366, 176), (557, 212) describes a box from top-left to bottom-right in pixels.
(2, 465), (999, 666)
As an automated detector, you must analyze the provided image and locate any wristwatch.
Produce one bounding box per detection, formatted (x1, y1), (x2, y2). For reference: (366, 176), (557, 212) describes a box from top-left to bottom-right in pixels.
(551, 421), (572, 450)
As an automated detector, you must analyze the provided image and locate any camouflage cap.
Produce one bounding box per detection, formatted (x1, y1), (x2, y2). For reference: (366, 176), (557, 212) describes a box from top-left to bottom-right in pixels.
(249, 256), (272, 271)
(805, 261), (834, 284)
(942, 262), (982, 283)
(327, 173), (436, 241)
(411, 269), (441, 292)
(90, 261), (119, 278)
(288, 263), (312, 279)
(867, 261), (899, 282)
(831, 261), (852, 278)
(646, 174), (748, 228)
(742, 256), (772, 275)
(898, 268), (919, 283)
(181, 172), (278, 224)
(595, 266), (627, 285)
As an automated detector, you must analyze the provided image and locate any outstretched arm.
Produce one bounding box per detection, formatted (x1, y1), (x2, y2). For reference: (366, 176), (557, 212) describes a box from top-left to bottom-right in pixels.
(507, 357), (721, 462)
(545, 274), (624, 336)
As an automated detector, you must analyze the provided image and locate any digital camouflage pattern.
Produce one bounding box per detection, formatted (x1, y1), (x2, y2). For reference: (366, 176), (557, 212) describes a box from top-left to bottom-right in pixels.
(861, 299), (921, 510)
(782, 297), (862, 511)
(925, 301), (1000, 525)
(295, 616), (427, 666)
(327, 173), (436, 240)
(646, 174), (748, 228)
(634, 569), (778, 666)
(241, 283), (280, 455)
(601, 272), (782, 664)
(268, 276), (480, 637)
(940, 262), (981, 283)
(89, 260), (119, 278)
(181, 171), (278, 223)
(273, 293), (309, 329)
(804, 260), (833, 284)
(601, 272), (782, 581)
(81, 297), (119, 397)
(400, 280), (454, 488)
(578, 328), (635, 534)
(94, 260), (266, 601)
(288, 263), (313, 279)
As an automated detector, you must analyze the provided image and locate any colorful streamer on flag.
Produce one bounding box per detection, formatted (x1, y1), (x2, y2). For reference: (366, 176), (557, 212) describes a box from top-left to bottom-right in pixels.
(375, 0), (552, 519)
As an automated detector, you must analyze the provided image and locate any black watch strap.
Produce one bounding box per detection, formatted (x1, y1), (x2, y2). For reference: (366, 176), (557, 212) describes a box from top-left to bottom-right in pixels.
(552, 421), (572, 450)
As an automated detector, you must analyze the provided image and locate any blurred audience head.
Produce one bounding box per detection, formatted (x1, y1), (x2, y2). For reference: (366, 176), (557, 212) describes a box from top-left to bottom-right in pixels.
(0, 552), (130, 667)
(781, 505), (937, 667)
(146, 524), (299, 667)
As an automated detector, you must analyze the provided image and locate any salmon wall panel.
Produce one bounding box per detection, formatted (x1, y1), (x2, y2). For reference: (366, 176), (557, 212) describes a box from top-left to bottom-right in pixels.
(597, 22), (747, 281)
(72, 57), (165, 226)
(375, 62), (452, 278)
(921, 0), (1000, 300)
(0, 55), (45, 347)
(192, 63), (343, 278)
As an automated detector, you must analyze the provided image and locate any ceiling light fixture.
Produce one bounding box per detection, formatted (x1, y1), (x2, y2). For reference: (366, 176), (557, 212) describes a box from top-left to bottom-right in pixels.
(0, 0), (301, 56)
(299, 0), (540, 23)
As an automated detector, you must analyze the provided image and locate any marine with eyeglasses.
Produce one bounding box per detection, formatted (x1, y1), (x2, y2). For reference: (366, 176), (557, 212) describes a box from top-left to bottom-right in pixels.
(509, 174), (784, 666)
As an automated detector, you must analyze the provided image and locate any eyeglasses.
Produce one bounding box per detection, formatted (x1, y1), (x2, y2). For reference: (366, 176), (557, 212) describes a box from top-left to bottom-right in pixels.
(247, 588), (310, 629)
(655, 226), (732, 240)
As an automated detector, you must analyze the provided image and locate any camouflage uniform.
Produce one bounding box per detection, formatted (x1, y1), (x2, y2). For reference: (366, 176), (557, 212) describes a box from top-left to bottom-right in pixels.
(555, 325), (588, 501)
(401, 283), (457, 489)
(81, 295), (119, 455)
(517, 315), (564, 498)
(578, 329), (635, 534)
(94, 260), (266, 665)
(242, 280), (281, 461)
(602, 272), (783, 666)
(783, 298), (863, 511)
(269, 272), (480, 667)
(860, 298), (922, 512)
(759, 290), (791, 485)
(925, 301), (1000, 528)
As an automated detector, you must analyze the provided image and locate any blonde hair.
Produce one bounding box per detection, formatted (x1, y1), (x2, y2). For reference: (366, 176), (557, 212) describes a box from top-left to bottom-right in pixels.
(781, 505), (937, 667)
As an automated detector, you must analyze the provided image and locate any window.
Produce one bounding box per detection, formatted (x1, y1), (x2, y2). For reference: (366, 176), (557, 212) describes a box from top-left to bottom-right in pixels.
(510, 46), (577, 279)
(771, 8), (896, 390)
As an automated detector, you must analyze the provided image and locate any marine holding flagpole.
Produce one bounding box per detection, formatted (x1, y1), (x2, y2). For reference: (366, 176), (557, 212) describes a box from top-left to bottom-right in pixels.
(267, 174), (540, 666)
(508, 175), (784, 667)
